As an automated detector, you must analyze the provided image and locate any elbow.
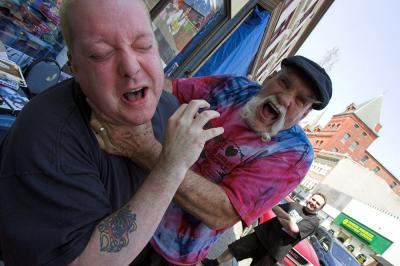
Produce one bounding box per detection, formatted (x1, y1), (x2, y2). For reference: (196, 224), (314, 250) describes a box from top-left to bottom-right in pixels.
(206, 220), (233, 231)
(206, 211), (240, 230)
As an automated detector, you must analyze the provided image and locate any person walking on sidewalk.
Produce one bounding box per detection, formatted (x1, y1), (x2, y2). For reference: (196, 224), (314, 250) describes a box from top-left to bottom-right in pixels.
(202, 193), (327, 266)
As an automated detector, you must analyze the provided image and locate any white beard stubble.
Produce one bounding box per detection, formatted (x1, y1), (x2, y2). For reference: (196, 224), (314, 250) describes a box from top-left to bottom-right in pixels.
(240, 95), (287, 142)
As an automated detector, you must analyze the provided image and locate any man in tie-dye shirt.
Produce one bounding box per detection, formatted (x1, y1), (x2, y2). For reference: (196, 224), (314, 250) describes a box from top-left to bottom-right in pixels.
(98, 56), (332, 266)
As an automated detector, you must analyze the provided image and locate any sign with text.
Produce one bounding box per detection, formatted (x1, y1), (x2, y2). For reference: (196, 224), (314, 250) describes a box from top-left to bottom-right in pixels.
(334, 213), (392, 254)
(342, 217), (374, 243)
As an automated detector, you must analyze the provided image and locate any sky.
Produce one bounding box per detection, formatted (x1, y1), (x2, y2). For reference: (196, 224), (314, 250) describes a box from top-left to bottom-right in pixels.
(297, 0), (400, 178)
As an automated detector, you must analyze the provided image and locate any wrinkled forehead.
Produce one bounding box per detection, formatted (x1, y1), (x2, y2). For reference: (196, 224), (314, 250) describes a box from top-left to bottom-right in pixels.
(259, 68), (317, 100)
(68, 0), (152, 45)
(69, 0), (150, 29)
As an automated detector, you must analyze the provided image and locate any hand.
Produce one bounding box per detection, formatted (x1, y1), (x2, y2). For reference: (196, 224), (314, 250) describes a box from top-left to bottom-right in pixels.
(89, 100), (161, 168)
(159, 99), (224, 172)
(288, 217), (300, 234)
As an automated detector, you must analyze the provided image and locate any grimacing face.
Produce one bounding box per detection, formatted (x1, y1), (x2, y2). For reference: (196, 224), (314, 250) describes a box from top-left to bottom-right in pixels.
(305, 194), (325, 213)
(68, 0), (164, 125)
(241, 68), (317, 139)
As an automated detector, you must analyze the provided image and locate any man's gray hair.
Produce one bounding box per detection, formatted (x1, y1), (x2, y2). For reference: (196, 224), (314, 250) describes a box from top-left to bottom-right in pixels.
(59, 0), (76, 50)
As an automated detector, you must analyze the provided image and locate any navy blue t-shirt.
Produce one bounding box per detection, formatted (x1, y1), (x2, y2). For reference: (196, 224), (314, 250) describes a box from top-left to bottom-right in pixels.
(0, 79), (179, 266)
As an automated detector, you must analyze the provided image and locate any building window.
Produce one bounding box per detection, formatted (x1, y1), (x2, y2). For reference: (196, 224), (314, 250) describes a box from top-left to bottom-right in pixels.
(341, 133), (351, 143)
(390, 181), (398, 188)
(354, 124), (360, 129)
(331, 147), (339, 152)
(349, 141), (359, 151)
(362, 132), (367, 138)
(152, 0), (227, 69)
(373, 166), (381, 173)
(360, 155), (369, 164)
(144, 0), (160, 10)
(347, 244), (355, 252)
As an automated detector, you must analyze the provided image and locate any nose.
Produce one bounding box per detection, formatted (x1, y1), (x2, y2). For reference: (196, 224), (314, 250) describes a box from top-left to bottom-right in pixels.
(118, 51), (140, 79)
(277, 92), (293, 108)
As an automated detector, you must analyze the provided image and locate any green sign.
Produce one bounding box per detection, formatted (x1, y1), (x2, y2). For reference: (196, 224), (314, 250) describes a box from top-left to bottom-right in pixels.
(334, 213), (392, 254)
(342, 217), (374, 243)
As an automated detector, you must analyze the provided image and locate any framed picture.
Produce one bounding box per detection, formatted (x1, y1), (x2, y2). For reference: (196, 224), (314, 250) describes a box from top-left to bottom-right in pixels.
(0, 57), (26, 88)
(150, 0), (229, 77)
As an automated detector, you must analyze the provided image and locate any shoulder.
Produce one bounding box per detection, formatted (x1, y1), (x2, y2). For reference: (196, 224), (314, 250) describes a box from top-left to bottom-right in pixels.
(159, 90), (180, 109)
(217, 75), (260, 91)
(274, 125), (314, 162)
(151, 91), (180, 141)
(1, 79), (94, 173)
(11, 79), (79, 130)
(208, 75), (261, 107)
(278, 125), (311, 145)
(19, 78), (78, 118)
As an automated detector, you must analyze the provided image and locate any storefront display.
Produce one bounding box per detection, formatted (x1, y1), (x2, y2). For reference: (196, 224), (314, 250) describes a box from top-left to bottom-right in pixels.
(151, 0), (226, 76)
(144, 0), (161, 10)
(0, 56), (26, 88)
(0, 0), (64, 61)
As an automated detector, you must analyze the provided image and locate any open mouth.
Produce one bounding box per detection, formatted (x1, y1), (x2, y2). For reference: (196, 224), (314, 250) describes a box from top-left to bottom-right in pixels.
(261, 100), (281, 121)
(123, 87), (147, 102)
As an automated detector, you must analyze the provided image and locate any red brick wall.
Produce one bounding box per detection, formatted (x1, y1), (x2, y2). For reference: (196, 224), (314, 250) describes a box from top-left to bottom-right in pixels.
(306, 112), (399, 195)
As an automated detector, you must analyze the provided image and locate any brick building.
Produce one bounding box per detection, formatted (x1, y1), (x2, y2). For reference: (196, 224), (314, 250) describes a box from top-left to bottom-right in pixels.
(305, 96), (399, 194)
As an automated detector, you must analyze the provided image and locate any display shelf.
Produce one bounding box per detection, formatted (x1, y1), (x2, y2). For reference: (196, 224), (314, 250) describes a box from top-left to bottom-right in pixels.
(0, 0), (64, 61)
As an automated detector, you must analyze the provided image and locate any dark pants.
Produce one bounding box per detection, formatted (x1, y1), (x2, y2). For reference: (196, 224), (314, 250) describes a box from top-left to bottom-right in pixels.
(228, 233), (276, 266)
(130, 244), (171, 266)
(131, 243), (196, 266)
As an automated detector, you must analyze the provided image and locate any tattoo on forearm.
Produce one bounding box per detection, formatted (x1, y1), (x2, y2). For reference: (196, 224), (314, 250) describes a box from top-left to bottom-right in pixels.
(98, 205), (137, 252)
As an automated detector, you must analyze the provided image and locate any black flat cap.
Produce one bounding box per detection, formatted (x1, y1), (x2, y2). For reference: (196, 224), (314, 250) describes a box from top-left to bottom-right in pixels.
(282, 55), (332, 110)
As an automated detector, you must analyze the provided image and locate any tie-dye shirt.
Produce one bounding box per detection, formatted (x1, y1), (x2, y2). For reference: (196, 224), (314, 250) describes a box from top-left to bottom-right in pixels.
(150, 75), (313, 265)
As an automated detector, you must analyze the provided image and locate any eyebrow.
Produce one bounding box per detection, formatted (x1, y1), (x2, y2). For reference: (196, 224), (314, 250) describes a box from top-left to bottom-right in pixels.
(134, 32), (154, 40)
(84, 32), (154, 47)
(280, 73), (321, 105)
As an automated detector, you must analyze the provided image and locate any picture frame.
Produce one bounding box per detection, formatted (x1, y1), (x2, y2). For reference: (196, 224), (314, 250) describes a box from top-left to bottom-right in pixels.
(0, 56), (27, 88)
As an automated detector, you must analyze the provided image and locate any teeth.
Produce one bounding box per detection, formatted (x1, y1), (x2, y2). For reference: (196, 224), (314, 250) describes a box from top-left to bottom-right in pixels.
(267, 101), (280, 115)
(129, 88), (143, 93)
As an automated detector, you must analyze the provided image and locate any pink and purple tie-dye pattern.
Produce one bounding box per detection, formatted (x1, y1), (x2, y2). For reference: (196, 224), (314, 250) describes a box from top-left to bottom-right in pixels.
(150, 76), (313, 265)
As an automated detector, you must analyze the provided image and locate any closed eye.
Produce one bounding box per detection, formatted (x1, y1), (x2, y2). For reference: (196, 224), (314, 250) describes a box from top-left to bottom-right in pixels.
(296, 95), (308, 107)
(90, 51), (114, 61)
(298, 95), (321, 108)
(134, 35), (154, 52)
(136, 44), (153, 52)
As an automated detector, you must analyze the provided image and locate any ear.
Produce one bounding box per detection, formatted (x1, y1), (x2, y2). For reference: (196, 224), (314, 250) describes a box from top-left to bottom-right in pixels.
(68, 51), (81, 82)
(301, 107), (312, 120)
(68, 52), (78, 75)
(268, 71), (278, 80)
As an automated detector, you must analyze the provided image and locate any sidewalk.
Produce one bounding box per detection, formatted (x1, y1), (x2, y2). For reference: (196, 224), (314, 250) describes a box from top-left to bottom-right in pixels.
(201, 222), (252, 266)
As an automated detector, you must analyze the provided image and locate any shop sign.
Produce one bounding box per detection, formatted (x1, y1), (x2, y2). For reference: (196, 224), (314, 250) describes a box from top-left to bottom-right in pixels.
(334, 213), (393, 254)
(342, 218), (374, 243)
